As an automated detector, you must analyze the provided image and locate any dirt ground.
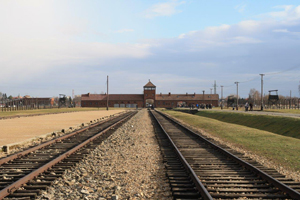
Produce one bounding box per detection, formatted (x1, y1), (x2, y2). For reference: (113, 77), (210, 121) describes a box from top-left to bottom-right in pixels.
(0, 110), (124, 147)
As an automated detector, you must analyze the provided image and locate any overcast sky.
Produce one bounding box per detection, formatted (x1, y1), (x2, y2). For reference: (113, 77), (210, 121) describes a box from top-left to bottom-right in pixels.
(1, 0), (300, 98)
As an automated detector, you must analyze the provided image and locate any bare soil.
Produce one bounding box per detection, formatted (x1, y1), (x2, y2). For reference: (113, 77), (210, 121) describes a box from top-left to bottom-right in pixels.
(0, 110), (124, 147)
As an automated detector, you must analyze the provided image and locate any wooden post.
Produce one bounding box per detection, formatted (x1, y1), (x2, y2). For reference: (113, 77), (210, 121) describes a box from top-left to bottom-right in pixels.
(106, 75), (109, 111)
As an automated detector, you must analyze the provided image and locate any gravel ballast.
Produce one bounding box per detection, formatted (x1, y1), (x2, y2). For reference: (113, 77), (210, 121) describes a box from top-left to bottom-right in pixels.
(38, 109), (172, 200)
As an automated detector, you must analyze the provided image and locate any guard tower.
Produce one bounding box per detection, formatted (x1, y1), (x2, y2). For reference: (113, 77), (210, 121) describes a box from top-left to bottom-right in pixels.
(58, 94), (67, 108)
(227, 95), (235, 108)
(268, 90), (279, 106)
(144, 80), (156, 107)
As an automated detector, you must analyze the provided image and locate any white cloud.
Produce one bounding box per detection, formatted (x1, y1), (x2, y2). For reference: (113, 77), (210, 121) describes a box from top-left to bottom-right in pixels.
(273, 29), (289, 33)
(144, 0), (186, 18)
(178, 34), (186, 39)
(0, 36), (151, 83)
(229, 36), (262, 44)
(235, 4), (246, 13)
(114, 29), (134, 33)
(2, 3), (300, 98)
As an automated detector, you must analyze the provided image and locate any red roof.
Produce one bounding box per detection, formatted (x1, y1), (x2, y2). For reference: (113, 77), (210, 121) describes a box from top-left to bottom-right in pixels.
(144, 80), (156, 87)
(155, 94), (219, 101)
(81, 94), (144, 101)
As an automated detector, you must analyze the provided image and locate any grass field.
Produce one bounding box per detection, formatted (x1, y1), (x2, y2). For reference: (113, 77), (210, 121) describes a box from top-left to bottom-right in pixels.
(214, 107), (300, 114)
(0, 107), (130, 118)
(161, 109), (300, 173)
(191, 110), (300, 139)
(264, 109), (300, 114)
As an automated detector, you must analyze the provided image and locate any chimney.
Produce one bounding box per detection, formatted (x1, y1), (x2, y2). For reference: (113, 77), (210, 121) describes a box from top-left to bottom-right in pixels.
(186, 93), (188, 96)
(168, 92), (171, 96)
(88, 93), (90, 96)
(194, 92), (196, 96)
(160, 93), (162, 96)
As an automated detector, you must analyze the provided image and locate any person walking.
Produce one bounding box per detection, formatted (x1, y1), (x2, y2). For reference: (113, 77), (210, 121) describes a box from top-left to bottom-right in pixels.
(245, 102), (249, 111)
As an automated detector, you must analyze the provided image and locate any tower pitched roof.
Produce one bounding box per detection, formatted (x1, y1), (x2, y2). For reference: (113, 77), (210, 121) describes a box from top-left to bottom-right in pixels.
(144, 80), (156, 87)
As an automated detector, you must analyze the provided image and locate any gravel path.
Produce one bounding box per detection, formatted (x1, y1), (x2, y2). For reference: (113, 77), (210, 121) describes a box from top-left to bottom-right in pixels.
(38, 109), (172, 200)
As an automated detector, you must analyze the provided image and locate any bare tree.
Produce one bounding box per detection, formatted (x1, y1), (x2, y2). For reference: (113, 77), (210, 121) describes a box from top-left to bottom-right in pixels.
(248, 88), (260, 105)
(73, 95), (81, 107)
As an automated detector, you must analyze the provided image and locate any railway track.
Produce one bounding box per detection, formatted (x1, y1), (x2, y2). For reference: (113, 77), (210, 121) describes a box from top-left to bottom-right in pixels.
(150, 110), (300, 200)
(0, 111), (137, 200)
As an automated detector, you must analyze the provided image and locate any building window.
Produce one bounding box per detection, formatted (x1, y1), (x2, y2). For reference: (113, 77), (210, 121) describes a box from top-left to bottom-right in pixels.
(144, 87), (155, 90)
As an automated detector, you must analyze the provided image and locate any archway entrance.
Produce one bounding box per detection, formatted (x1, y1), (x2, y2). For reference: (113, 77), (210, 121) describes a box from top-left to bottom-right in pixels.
(146, 99), (154, 108)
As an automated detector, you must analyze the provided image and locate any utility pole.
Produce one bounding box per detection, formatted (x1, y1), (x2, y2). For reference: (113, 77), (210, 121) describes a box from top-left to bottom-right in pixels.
(259, 74), (264, 111)
(290, 90), (292, 109)
(235, 82), (239, 110)
(106, 75), (109, 111)
(214, 80), (217, 94)
(220, 85), (223, 100)
(221, 85), (224, 109)
(210, 88), (213, 106)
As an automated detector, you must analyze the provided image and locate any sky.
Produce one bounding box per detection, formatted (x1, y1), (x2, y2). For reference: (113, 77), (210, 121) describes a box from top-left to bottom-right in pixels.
(1, 0), (300, 98)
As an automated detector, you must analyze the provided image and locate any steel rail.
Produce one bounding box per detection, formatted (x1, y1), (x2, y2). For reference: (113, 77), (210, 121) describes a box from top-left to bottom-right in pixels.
(0, 112), (126, 166)
(0, 111), (135, 199)
(156, 109), (300, 199)
(150, 110), (213, 200)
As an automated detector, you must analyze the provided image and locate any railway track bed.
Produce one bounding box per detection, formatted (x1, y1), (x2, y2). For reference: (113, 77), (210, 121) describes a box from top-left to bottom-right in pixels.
(151, 109), (300, 199)
(0, 111), (137, 199)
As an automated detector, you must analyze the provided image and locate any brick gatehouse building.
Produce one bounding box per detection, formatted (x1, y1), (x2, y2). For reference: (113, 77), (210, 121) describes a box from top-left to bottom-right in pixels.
(81, 80), (219, 108)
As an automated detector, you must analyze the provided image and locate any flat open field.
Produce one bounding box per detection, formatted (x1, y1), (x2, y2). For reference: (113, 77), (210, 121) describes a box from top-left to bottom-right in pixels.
(214, 107), (300, 114)
(192, 109), (300, 139)
(0, 107), (129, 118)
(0, 109), (125, 147)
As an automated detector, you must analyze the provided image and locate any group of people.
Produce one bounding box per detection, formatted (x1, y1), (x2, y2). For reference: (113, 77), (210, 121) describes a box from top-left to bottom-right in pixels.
(244, 102), (253, 111)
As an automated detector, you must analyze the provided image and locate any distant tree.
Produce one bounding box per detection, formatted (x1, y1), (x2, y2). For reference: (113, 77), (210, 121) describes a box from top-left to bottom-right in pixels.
(8, 95), (13, 100)
(73, 95), (81, 107)
(248, 88), (260, 105)
(299, 83), (300, 95)
(69, 97), (73, 107)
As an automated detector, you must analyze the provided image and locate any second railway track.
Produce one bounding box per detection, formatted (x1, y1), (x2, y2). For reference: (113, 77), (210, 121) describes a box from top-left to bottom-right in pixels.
(0, 111), (137, 200)
(151, 109), (300, 200)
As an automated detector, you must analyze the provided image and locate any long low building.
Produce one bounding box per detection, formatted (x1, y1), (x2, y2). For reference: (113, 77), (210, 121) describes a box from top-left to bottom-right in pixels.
(81, 81), (219, 108)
